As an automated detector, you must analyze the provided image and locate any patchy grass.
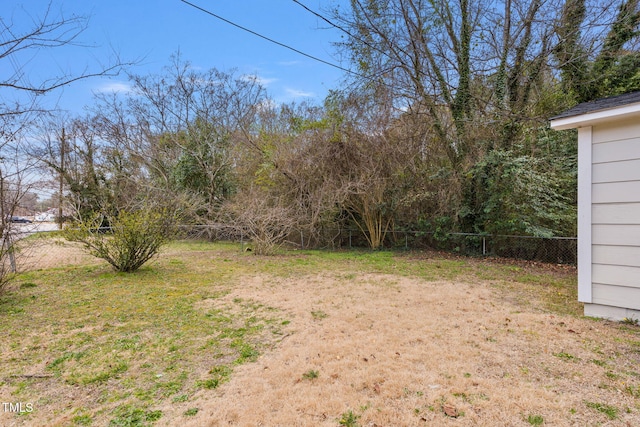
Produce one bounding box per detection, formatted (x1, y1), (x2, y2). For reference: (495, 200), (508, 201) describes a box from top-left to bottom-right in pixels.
(0, 241), (287, 426)
(585, 401), (619, 420)
(311, 310), (329, 320)
(302, 369), (319, 380)
(1, 240), (639, 426)
(108, 404), (163, 426)
(338, 409), (361, 427)
(526, 414), (545, 425)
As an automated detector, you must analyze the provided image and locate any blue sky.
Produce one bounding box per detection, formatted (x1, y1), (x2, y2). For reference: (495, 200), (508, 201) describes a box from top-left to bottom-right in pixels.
(4, 0), (349, 114)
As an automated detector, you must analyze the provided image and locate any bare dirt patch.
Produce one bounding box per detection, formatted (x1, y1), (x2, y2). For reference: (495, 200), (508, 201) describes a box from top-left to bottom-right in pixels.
(164, 273), (640, 427)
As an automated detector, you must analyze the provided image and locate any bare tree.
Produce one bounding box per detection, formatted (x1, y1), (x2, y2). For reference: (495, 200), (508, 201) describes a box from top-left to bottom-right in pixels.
(0, 3), (133, 293)
(34, 115), (116, 223)
(92, 54), (266, 222)
(1, 3), (127, 111)
(229, 100), (347, 247)
(333, 91), (420, 249)
(222, 187), (299, 255)
(0, 139), (41, 293)
(233, 90), (421, 250)
(554, 0), (640, 103)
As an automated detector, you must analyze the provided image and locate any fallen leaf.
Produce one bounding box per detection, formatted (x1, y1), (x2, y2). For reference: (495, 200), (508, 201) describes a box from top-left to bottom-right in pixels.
(442, 404), (458, 418)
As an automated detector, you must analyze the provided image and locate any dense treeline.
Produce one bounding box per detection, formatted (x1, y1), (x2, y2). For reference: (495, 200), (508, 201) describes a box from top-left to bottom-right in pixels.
(35, 0), (640, 252)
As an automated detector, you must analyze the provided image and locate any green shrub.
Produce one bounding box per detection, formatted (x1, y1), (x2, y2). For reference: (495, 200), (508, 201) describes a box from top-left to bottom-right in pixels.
(65, 208), (177, 273)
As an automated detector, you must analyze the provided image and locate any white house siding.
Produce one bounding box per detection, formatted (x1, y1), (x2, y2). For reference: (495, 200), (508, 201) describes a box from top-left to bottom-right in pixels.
(592, 245), (640, 266)
(591, 285), (640, 311)
(590, 117), (640, 317)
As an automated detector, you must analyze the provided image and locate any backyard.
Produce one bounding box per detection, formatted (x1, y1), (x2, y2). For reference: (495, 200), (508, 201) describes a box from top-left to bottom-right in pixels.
(0, 239), (639, 426)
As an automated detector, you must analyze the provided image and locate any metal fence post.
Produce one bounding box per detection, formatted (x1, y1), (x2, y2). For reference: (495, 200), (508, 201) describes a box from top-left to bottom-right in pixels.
(7, 233), (15, 273)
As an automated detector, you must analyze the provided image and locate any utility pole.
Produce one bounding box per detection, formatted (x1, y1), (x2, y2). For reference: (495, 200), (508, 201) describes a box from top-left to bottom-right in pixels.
(58, 127), (65, 230)
(0, 167), (5, 233)
(0, 167), (14, 273)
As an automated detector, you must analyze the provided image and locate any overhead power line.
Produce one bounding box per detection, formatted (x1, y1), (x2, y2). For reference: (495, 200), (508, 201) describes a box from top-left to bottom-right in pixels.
(292, 0), (421, 76)
(291, 0), (388, 61)
(177, 0), (408, 101)
(178, 0), (364, 79)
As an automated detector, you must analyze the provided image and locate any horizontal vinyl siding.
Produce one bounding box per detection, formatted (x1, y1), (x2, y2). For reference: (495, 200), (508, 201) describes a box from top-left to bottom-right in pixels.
(592, 138), (640, 163)
(592, 224), (640, 246)
(592, 245), (640, 267)
(592, 181), (640, 203)
(590, 119), (640, 312)
(592, 159), (640, 183)
(592, 203), (640, 224)
(592, 264), (640, 288)
(592, 284), (640, 311)
(592, 118), (640, 144)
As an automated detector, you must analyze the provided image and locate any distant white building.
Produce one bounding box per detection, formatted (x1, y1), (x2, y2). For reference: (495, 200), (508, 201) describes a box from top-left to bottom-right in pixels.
(550, 91), (640, 321)
(35, 208), (58, 222)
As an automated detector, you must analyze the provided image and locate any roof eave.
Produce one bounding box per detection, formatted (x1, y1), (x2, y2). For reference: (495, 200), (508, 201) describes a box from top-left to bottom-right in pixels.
(550, 102), (640, 130)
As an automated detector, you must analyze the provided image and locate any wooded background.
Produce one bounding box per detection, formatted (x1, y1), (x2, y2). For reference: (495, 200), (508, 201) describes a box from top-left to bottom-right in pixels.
(5, 0), (640, 253)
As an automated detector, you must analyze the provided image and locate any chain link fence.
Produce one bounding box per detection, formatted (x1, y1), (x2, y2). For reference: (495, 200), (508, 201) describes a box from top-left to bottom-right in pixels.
(322, 229), (576, 264)
(176, 225), (577, 265)
(11, 223), (578, 274)
(395, 231), (577, 264)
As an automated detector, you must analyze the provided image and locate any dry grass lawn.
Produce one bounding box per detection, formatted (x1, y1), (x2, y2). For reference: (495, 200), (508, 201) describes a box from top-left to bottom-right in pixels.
(1, 240), (639, 427)
(179, 275), (640, 427)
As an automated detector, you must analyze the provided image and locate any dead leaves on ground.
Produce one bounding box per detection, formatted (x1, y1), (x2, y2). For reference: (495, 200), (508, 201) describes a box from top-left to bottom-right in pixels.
(442, 403), (459, 418)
